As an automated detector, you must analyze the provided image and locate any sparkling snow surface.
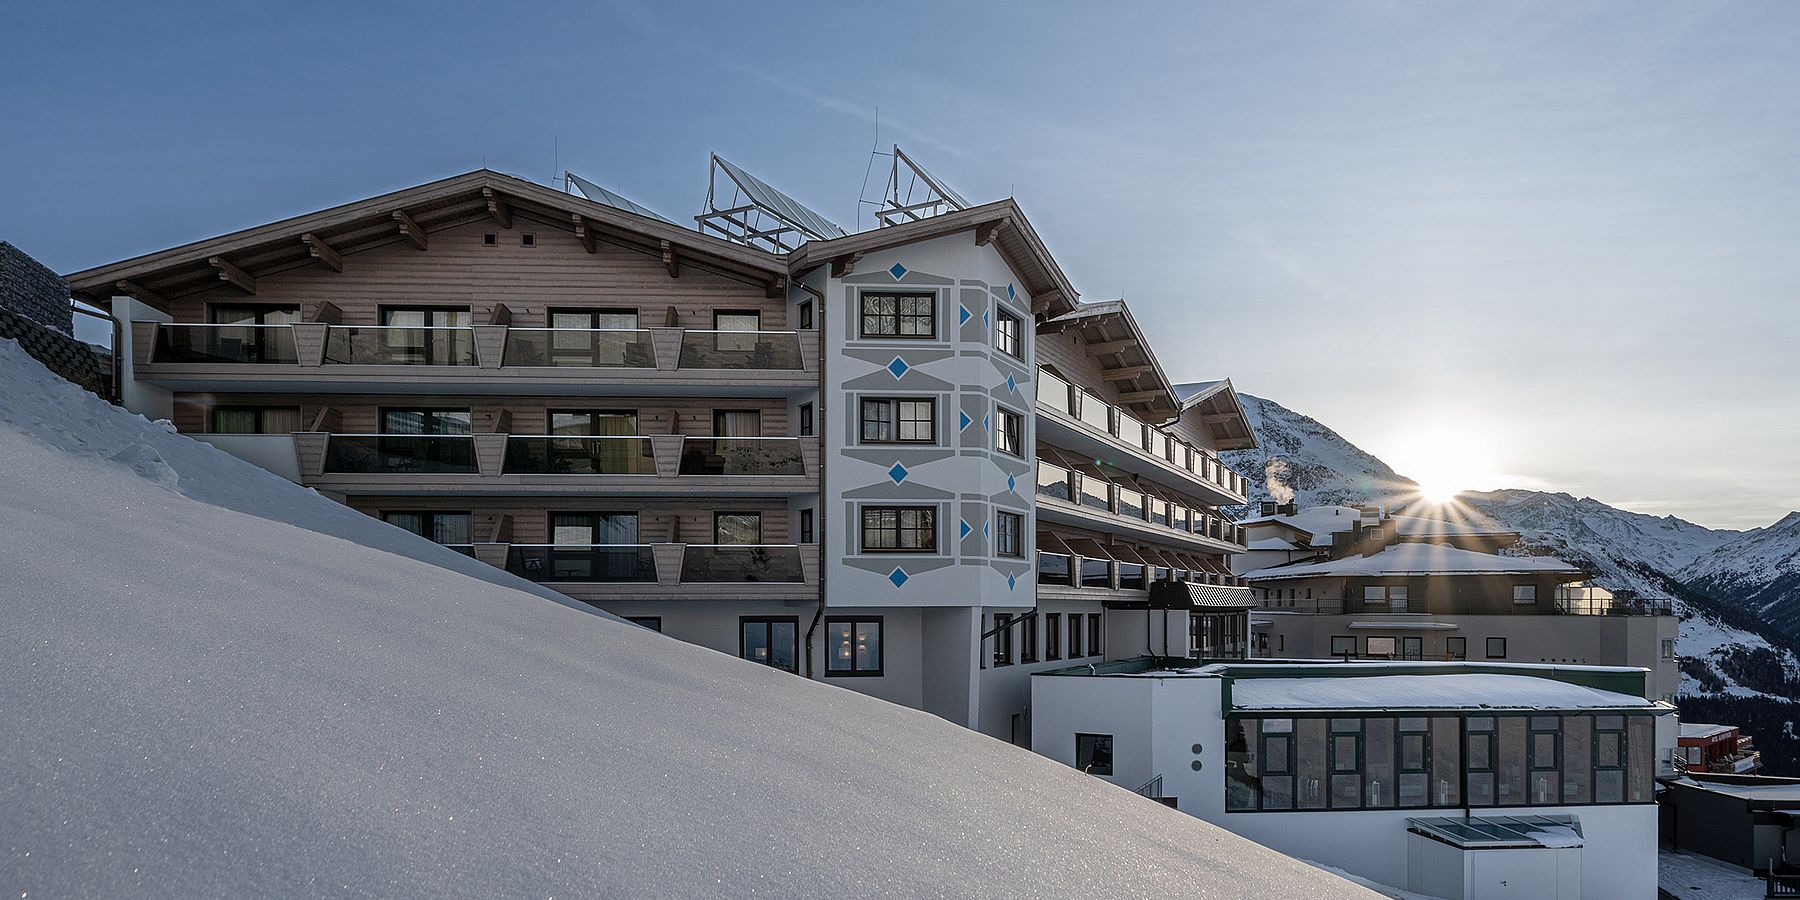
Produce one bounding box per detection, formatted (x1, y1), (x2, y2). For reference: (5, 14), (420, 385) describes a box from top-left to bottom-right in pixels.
(1660, 849), (1765, 900)
(1229, 673), (1656, 712)
(0, 339), (1377, 898)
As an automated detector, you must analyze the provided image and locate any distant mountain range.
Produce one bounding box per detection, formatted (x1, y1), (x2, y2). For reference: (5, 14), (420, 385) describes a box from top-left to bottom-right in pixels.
(1220, 392), (1800, 704)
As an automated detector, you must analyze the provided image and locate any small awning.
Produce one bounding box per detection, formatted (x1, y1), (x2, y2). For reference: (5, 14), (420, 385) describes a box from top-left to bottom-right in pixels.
(1065, 538), (1114, 561)
(1148, 581), (1259, 610)
(1109, 544), (1148, 566)
(1038, 532), (1076, 557)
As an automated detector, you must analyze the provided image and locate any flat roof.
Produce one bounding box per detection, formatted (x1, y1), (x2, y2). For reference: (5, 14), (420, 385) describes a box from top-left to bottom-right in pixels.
(1246, 542), (1584, 581)
(1680, 722), (1736, 740)
(1229, 673), (1658, 713)
(1676, 778), (1800, 803)
(1408, 815), (1583, 850)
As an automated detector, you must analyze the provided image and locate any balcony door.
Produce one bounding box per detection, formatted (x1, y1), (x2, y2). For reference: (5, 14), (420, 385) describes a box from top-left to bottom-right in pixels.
(548, 409), (640, 473)
(550, 512), (642, 581)
(208, 304), (299, 363)
(713, 309), (761, 353)
(550, 308), (639, 366)
(381, 307), (471, 365)
(714, 512), (763, 545)
(375, 408), (473, 472)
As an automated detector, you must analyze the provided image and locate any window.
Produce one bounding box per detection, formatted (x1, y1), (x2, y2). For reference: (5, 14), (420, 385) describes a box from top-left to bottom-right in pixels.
(1068, 613), (1085, 658)
(1365, 637), (1397, 658)
(741, 617), (798, 673)
(713, 409), (762, 438)
(799, 509), (815, 544)
(625, 616), (661, 632)
(1363, 585), (1407, 606)
(1330, 636), (1357, 657)
(1076, 733), (1114, 776)
(380, 307), (472, 365)
(521, 232), (537, 247)
(210, 405), (300, 434)
(483, 232), (498, 246)
(1088, 613), (1102, 655)
(714, 512), (762, 545)
(1045, 613), (1062, 660)
(995, 511), (1023, 558)
(992, 614), (1013, 666)
(861, 397), (935, 443)
(381, 408), (472, 435)
(1486, 637), (1508, 659)
(1513, 584), (1538, 604)
(825, 617), (883, 676)
(995, 309), (1022, 358)
(1402, 636), (1423, 660)
(1447, 637), (1467, 660)
(713, 310), (761, 353)
(552, 513), (639, 545)
(860, 291), (936, 339)
(861, 506), (935, 552)
(1661, 639), (1675, 660)
(995, 407), (1024, 456)
(547, 309), (641, 367)
(797, 300), (814, 330)
(798, 402), (814, 436)
(1020, 614), (1039, 664)
(383, 511), (473, 549)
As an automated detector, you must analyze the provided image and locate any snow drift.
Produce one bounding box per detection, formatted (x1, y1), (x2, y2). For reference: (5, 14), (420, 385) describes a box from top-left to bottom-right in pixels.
(0, 338), (1373, 898)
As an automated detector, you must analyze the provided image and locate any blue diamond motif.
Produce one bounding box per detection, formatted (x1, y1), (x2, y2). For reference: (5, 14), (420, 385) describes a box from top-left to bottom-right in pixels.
(1007, 573), (1017, 590)
(960, 519), (972, 539)
(889, 263), (907, 280)
(982, 311), (989, 328)
(982, 522), (990, 536)
(888, 567), (909, 587)
(1006, 374), (1017, 395)
(959, 305), (971, 325)
(888, 462), (909, 484)
(959, 411), (972, 430)
(887, 356), (909, 379)
(1007, 283), (1016, 299)
(1007, 474), (1017, 494)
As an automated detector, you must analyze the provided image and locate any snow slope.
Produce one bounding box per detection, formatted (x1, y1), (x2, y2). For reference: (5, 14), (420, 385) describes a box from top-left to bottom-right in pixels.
(1684, 512), (1800, 636)
(1220, 393), (1417, 513)
(0, 340), (1374, 898)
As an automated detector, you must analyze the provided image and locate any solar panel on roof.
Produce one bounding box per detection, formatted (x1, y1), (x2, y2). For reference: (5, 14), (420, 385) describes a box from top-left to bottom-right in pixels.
(565, 172), (677, 225)
(711, 155), (847, 240)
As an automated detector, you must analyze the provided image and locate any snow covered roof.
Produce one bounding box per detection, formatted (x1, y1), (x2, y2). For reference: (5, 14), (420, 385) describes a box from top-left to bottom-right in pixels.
(1407, 815), (1583, 850)
(1170, 378), (1257, 450)
(1229, 673), (1658, 712)
(1675, 778), (1800, 803)
(1247, 537), (1306, 552)
(1245, 542), (1585, 581)
(1680, 722), (1737, 741)
(1239, 505), (1516, 543)
(0, 341), (1370, 899)
(1043, 299), (1181, 418)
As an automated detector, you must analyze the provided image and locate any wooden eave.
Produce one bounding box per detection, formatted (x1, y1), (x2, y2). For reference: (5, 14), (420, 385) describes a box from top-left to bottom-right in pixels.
(1179, 378), (1257, 450)
(1038, 300), (1181, 420)
(64, 170), (786, 309)
(786, 199), (1079, 318)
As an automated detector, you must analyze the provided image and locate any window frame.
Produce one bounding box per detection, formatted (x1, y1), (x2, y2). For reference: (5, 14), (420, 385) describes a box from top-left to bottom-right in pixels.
(625, 616), (662, 632)
(995, 405), (1024, 457)
(995, 308), (1023, 358)
(1446, 637), (1467, 660)
(713, 511), (764, 545)
(992, 613), (1014, 667)
(859, 396), (936, 445)
(1513, 584), (1539, 605)
(1045, 613), (1062, 660)
(1020, 614), (1039, 664)
(1330, 635), (1357, 657)
(995, 510), (1024, 558)
(858, 290), (938, 340)
(1075, 733), (1114, 776)
(860, 505), (937, 553)
(739, 615), (799, 673)
(798, 402), (814, 437)
(1485, 637), (1508, 659)
(799, 508), (815, 544)
(824, 615), (884, 677)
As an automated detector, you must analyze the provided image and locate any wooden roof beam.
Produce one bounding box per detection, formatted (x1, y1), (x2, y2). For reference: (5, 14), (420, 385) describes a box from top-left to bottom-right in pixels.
(831, 251), (864, 278)
(301, 233), (343, 272)
(765, 275), (787, 300)
(1101, 365), (1155, 382)
(1031, 288), (1065, 314)
(976, 217), (1009, 247)
(483, 188), (512, 229)
(661, 240), (679, 278)
(1200, 413), (1241, 424)
(1118, 390), (1171, 404)
(208, 257), (256, 294)
(114, 279), (163, 306)
(571, 214), (596, 253)
(392, 210), (429, 250)
(1085, 338), (1138, 355)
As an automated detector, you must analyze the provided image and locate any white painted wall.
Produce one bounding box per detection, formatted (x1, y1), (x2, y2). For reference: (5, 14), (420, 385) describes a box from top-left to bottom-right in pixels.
(114, 297), (171, 421)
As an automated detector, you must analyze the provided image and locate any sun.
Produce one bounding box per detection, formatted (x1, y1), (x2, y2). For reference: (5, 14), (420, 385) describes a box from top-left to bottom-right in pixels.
(1381, 427), (1502, 506)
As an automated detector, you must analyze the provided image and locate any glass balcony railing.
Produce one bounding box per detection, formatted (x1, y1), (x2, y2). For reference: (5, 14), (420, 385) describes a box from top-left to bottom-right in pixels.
(153, 324), (298, 364)
(680, 545), (805, 583)
(322, 434), (477, 474)
(1074, 387), (1113, 433)
(502, 328), (656, 368)
(505, 544), (658, 583)
(1037, 552), (1073, 586)
(676, 437), (805, 476)
(1034, 366), (1245, 497)
(324, 326), (477, 366)
(1038, 369), (1073, 415)
(1035, 456), (1246, 548)
(677, 330), (803, 370)
(503, 436), (656, 475)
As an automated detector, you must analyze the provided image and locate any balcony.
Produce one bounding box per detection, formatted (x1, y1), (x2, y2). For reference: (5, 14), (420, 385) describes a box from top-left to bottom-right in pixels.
(480, 541), (820, 602)
(1034, 368), (1246, 506)
(290, 432), (817, 496)
(1554, 585), (1675, 616)
(1036, 533), (1243, 598)
(129, 322), (819, 396)
(1034, 456), (1246, 553)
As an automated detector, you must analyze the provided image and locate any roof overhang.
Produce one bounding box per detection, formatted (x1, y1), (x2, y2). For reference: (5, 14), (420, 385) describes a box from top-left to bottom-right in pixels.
(787, 198), (1079, 318)
(1175, 379), (1257, 450)
(65, 170), (787, 309)
(1039, 298), (1181, 420)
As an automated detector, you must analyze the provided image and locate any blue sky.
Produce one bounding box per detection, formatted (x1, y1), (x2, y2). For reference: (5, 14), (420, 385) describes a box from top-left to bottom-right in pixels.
(4, 1), (1796, 529)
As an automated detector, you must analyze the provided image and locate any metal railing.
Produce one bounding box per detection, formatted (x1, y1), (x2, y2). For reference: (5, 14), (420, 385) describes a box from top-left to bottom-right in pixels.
(502, 327), (656, 368)
(322, 434), (477, 474)
(1035, 365), (1245, 498)
(323, 325), (478, 366)
(680, 544), (806, 583)
(152, 323), (299, 364)
(1552, 597), (1675, 616)
(676, 437), (805, 476)
(505, 544), (658, 583)
(503, 436), (657, 475)
(677, 330), (803, 370)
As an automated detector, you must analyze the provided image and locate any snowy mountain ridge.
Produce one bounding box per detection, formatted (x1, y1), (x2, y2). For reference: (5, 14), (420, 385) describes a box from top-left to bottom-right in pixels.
(1683, 511), (1800, 637)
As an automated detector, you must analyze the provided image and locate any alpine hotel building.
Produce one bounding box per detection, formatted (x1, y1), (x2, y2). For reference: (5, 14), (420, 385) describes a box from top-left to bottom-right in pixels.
(69, 152), (1258, 745)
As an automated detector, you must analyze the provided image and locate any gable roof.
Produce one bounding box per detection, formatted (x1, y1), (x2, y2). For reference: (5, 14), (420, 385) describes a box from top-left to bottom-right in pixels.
(787, 198), (1078, 318)
(1171, 379), (1257, 450)
(1042, 298), (1182, 420)
(65, 170), (786, 308)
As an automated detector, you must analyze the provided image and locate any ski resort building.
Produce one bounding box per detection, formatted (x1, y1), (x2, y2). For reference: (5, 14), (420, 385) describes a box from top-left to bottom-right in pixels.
(1031, 658), (1669, 899)
(64, 154), (1258, 744)
(1239, 505), (1682, 702)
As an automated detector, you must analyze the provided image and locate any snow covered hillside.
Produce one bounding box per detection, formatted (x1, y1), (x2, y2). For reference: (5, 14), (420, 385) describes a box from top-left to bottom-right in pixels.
(1222, 391), (1800, 704)
(0, 340), (1374, 898)
(1684, 512), (1800, 637)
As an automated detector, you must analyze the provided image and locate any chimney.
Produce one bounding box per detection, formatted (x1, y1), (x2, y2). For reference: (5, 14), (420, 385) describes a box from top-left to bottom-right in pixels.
(1278, 500), (1298, 517)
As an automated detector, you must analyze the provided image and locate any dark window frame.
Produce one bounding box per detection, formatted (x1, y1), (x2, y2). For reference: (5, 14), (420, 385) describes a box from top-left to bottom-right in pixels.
(859, 290), (938, 340)
(799, 508), (815, 544)
(1088, 613), (1103, 655)
(995, 510), (1024, 558)
(739, 616), (799, 673)
(995, 308), (1023, 358)
(1330, 635), (1357, 658)
(1447, 637), (1467, 660)
(1020, 614), (1039, 664)
(798, 402), (814, 437)
(1076, 733), (1114, 776)
(860, 396), (936, 444)
(713, 511), (764, 545)
(992, 613), (1014, 667)
(625, 616), (662, 632)
(209, 404), (301, 435)
(860, 505), (937, 553)
(1045, 613), (1062, 660)
(824, 615), (884, 677)
(1485, 637), (1508, 659)
(995, 405), (1024, 457)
